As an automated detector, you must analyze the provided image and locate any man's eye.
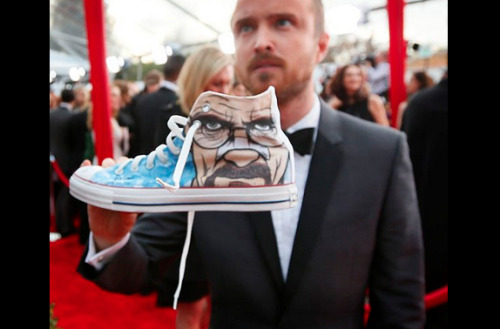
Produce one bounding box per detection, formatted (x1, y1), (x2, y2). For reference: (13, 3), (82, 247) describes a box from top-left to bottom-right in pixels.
(276, 19), (292, 27)
(240, 25), (254, 33)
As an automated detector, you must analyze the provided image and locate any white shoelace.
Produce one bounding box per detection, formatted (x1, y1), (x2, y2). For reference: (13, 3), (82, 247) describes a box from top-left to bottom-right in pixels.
(173, 210), (195, 309)
(114, 115), (201, 310)
(114, 116), (201, 191)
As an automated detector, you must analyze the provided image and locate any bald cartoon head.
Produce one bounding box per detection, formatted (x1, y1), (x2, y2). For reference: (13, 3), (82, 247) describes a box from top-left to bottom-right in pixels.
(186, 88), (290, 187)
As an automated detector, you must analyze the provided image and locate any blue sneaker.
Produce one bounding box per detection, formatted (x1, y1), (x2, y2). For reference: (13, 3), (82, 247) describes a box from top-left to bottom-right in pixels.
(69, 86), (298, 213)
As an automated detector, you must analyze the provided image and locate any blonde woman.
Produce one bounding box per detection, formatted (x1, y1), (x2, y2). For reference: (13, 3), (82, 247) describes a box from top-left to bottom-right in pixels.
(154, 45), (234, 152)
(177, 45), (234, 115)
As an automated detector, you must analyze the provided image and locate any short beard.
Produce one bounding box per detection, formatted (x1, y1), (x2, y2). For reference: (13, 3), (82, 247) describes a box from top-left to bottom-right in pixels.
(246, 72), (310, 105)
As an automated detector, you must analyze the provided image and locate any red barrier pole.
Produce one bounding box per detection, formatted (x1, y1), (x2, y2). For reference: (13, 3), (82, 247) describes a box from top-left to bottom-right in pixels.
(49, 154), (70, 188)
(387, 0), (407, 128)
(83, 0), (113, 164)
(364, 285), (448, 325)
(425, 285), (448, 309)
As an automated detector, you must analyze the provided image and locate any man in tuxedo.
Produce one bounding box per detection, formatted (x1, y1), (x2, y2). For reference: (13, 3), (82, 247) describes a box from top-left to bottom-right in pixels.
(127, 54), (186, 157)
(77, 0), (425, 328)
(50, 89), (77, 237)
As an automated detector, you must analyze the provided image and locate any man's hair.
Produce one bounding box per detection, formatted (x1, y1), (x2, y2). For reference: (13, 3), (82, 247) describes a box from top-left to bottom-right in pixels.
(163, 54), (186, 81)
(60, 89), (75, 103)
(231, 0), (325, 37)
(327, 64), (369, 104)
(144, 69), (163, 87)
(412, 71), (435, 91)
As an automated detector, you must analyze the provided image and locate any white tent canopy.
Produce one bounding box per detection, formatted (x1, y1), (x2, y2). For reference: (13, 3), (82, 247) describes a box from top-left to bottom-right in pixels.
(50, 0), (447, 81)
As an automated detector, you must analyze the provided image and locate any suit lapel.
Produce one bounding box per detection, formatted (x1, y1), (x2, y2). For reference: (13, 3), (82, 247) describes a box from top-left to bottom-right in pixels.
(249, 211), (285, 291)
(283, 101), (344, 305)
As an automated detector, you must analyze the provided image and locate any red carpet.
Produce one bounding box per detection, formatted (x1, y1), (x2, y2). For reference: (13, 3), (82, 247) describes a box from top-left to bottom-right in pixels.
(50, 234), (177, 329)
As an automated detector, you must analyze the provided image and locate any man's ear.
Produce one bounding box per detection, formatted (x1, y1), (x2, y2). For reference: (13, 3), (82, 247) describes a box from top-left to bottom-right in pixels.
(316, 32), (330, 63)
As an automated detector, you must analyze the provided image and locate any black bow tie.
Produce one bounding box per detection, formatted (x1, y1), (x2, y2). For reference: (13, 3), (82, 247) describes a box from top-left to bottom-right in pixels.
(285, 128), (315, 156)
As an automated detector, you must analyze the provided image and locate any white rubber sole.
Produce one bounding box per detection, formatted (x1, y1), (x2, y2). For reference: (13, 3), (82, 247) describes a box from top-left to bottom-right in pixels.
(69, 172), (298, 213)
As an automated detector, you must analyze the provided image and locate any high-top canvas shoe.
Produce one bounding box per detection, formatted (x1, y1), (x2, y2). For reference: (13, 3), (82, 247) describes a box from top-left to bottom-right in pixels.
(69, 86), (297, 213)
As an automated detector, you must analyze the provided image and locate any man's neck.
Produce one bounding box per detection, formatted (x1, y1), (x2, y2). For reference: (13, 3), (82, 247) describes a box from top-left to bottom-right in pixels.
(279, 87), (317, 131)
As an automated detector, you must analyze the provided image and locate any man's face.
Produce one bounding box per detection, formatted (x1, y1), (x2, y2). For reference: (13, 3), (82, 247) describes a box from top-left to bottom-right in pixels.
(187, 91), (289, 187)
(231, 0), (328, 103)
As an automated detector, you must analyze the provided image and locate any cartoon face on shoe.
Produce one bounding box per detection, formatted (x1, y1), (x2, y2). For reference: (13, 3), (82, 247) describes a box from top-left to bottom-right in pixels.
(186, 87), (291, 188)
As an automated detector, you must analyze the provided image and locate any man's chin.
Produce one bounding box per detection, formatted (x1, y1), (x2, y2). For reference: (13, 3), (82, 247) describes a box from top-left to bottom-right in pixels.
(247, 76), (280, 94)
(213, 177), (266, 187)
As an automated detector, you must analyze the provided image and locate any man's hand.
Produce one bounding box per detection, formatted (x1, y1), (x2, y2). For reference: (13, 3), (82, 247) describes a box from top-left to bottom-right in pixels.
(81, 158), (138, 251)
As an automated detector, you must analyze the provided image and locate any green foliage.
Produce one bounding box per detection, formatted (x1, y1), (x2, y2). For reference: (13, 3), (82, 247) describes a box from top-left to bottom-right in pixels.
(50, 303), (62, 329)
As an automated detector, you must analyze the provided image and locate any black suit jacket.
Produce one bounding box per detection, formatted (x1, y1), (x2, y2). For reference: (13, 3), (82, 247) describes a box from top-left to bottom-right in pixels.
(67, 110), (89, 174)
(128, 86), (181, 157)
(78, 99), (425, 329)
(401, 78), (448, 293)
(50, 106), (73, 176)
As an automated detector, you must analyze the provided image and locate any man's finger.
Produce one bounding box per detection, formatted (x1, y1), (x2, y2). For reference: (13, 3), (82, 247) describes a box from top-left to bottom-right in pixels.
(117, 156), (129, 164)
(102, 158), (116, 168)
(80, 159), (92, 167)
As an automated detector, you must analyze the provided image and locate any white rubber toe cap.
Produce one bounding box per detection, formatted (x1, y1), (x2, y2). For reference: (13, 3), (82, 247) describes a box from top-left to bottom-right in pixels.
(71, 165), (103, 181)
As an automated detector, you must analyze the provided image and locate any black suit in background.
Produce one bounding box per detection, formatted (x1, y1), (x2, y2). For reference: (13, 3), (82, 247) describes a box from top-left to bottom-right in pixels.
(78, 100), (425, 329)
(401, 77), (448, 329)
(67, 110), (91, 244)
(128, 86), (181, 157)
(50, 106), (76, 236)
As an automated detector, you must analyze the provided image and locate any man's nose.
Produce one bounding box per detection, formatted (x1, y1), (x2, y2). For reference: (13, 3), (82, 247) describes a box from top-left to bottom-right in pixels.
(254, 27), (274, 53)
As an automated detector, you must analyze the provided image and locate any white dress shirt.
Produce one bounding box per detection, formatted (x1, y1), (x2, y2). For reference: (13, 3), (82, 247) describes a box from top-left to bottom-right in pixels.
(271, 95), (320, 280)
(160, 80), (178, 93)
(86, 95), (322, 281)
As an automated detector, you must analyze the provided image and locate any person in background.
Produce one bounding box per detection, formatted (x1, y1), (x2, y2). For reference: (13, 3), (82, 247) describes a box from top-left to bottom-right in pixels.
(77, 1), (425, 328)
(73, 85), (91, 113)
(327, 63), (390, 126)
(113, 79), (134, 108)
(128, 54), (186, 157)
(119, 69), (165, 156)
(68, 85), (92, 244)
(396, 71), (435, 129)
(50, 89), (77, 237)
(366, 50), (390, 101)
(176, 45), (234, 115)
(111, 80), (135, 148)
(142, 69), (164, 95)
(85, 85), (130, 162)
(110, 84), (130, 160)
(401, 74), (448, 329)
(50, 86), (60, 111)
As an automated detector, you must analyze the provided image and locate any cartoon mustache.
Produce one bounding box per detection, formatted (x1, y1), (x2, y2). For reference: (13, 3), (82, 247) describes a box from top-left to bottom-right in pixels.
(247, 53), (285, 71)
(204, 163), (271, 187)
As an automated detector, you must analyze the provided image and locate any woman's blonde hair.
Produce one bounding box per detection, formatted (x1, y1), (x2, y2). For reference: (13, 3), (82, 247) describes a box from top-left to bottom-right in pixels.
(177, 45), (233, 115)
